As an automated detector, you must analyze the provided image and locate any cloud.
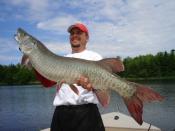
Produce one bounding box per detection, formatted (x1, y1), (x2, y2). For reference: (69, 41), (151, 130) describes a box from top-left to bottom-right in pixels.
(84, 0), (175, 58)
(0, 55), (20, 65)
(44, 41), (71, 55)
(1, 0), (55, 21)
(35, 0), (175, 59)
(0, 37), (21, 64)
(37, 15), (79, 34)
(0, 37), (18, 53)
(1, 0), (175, 64)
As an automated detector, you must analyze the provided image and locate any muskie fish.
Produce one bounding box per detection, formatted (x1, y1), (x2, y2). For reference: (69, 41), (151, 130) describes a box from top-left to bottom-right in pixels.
(14, 28), (164, 125)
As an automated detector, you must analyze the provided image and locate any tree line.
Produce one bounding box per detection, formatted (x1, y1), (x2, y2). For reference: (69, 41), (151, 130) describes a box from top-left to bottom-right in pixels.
(0, 50), (175, 85)
(0, 64), (35, 85)
(121, 49), (175, 79)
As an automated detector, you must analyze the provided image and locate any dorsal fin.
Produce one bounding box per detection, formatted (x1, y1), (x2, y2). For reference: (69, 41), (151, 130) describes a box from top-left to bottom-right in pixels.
(97, 58), (125, 73)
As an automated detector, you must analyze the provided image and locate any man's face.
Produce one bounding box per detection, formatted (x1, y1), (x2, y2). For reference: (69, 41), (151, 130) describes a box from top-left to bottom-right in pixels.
(69, 28), (88, 53)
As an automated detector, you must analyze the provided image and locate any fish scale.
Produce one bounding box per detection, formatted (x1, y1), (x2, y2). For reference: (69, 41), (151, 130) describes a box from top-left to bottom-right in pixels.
(15, 28), (164, 125)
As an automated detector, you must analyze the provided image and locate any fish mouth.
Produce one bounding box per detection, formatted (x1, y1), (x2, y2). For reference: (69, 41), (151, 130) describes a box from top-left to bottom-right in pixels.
(14, 29), (30, 44)
(14, 28), (28, 43)
(14, 34), (19, 43)
(14, 28), (34, 54)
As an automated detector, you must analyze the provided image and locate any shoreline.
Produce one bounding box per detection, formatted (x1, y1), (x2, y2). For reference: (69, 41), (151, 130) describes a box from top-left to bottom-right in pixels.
(0, 81), (40, 86)
(1, 77), (175, 86)
(125, 76), (175, 81)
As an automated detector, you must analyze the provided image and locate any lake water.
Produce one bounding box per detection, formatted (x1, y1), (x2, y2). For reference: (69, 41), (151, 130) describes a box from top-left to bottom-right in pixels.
(0, 80), (175, 131)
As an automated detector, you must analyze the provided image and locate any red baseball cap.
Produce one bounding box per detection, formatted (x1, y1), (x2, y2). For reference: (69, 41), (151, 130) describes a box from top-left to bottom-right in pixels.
(67, 23), (89, 36)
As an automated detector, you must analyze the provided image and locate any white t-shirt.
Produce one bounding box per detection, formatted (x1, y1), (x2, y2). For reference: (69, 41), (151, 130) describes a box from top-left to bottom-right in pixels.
(53, 50), (103, 106)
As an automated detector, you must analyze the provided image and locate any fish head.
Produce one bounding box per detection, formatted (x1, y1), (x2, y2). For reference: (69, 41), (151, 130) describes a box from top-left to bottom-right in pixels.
(14, 28), (37, 55)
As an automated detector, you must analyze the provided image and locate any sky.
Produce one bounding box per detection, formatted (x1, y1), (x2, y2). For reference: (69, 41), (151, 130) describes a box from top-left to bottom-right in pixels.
(0, 0), (175, 65)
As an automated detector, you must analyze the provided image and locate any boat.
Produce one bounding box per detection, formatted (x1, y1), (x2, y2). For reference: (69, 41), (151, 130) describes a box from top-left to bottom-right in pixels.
(41, 112), (161, 131)
(102, 112), (161, 131)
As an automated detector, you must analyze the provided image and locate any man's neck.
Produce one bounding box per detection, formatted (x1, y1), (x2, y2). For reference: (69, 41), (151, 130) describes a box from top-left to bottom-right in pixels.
(72, 48), (86, 53)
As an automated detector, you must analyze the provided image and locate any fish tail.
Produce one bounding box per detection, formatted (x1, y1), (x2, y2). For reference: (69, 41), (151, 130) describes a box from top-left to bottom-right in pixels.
(123, 82), (164, 125)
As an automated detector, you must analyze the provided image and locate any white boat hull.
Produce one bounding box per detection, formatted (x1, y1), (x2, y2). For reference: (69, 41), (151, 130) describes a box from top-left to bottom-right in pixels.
(102, 112), (161, 131)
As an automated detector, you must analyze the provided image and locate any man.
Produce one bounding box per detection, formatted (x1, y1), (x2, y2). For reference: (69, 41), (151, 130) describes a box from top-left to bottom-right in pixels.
(50, 23), (124, 131)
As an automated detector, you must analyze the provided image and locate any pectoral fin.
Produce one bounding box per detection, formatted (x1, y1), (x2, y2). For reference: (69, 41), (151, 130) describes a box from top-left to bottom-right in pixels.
(34, 69), (56, 88)
(94, 89), (110, 107)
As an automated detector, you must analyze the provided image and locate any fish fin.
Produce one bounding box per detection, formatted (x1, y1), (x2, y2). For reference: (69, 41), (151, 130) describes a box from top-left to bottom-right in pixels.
(21, 55), (32, 70)
(123, 95), (143, 125)
(123, 82), (164, 125)
(94, 89), (110, 107)
(97, 58), (124, 73)
(34, 69), (56, 88)
(70, 84), (79, 95)
(131, 82), (164, 102)
(21, 55), (56, 88)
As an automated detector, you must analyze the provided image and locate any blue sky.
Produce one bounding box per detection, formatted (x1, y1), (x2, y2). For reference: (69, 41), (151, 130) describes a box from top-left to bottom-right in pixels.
(0, 0), (175, 65)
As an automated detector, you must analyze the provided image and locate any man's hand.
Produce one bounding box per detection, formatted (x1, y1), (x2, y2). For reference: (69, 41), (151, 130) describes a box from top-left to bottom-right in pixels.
(76, 76), (93, 91)
(57, 77), (93, 95)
